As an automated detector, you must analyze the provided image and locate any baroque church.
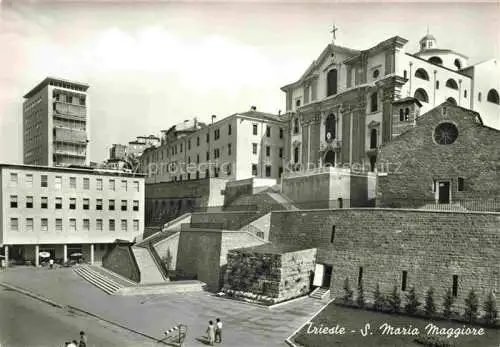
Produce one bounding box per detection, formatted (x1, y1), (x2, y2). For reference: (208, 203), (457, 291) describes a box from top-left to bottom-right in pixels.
(281, 29), (500, 173)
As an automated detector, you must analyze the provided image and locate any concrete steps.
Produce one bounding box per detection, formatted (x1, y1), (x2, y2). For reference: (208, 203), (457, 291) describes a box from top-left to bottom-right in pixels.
(74, 265), (123, 295)
(267, 192), (299, 211)
(310, 287), (330, 300)
(131, 246), (166, 284)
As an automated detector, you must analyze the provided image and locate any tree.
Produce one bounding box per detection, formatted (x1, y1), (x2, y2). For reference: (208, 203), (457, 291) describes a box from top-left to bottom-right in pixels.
(373, 283), (385, 311)
(424, 287), (436, 317)
(162, 248), (173, 270)
(356, 280), (365, 308)
(343, 278), (353, 303)
(464, 289), (479, 323)
(405, 286), (420, 315)
(442, 288), (455, 319)
(387, 285), (401, 313)
(482, 291), (498, 327)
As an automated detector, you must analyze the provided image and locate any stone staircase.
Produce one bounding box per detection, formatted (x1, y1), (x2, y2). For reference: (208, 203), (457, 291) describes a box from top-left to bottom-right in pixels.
(310, 287), (330, 300)
(131, 246), (167, 284)
(74, 264), (124, 295)
(267, 192), (299, 211)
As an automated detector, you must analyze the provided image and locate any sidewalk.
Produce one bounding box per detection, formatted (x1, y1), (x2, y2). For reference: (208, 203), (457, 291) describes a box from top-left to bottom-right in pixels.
(0, 267), (325, 347)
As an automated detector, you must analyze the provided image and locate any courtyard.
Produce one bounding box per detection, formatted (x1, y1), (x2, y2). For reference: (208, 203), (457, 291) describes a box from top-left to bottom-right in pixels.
(0, 267), (325, 347)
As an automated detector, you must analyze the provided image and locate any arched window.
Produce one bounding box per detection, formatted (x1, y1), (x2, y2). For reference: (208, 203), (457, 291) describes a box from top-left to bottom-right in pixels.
(405, 108), (410, 121)
(428, 56), (443, 65)
(370, 92), (378, 112)
(294, 146), (299, 164)
(454, 59), (462, 70)
(414, 88), (429, 103)
(446, 97), (457, 105)
(478, 92), (482, 102)
(415, 68), (429, 81)
(399, 109), (404, 121)
(325, 114), (336, 141)
(487, 89), (500, 104)
(446, 79), (458, 90)
(327, 69), (338, 96)
(464, 90), (467, 98)
(403, 70), (408, 79)
(436, 81), (440, 89)
(293, 118), (299, 134)
(370, 129), (377, 149)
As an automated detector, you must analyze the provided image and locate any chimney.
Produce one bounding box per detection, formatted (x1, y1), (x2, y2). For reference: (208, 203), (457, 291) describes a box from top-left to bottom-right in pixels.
(250, 106), (257, 111)
(211, 115), (216, 124)
(278, 109), (281, 116)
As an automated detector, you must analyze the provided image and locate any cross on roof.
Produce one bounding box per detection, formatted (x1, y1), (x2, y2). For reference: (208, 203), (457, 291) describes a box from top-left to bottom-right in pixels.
(330, 22), (338, 45)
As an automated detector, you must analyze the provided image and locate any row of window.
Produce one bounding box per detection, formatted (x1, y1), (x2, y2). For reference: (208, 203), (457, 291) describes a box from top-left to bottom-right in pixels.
(9, 196), (140, 211)
(8, 173), (140, 192)
(251, 164), (282, 178)
(9, 218), (139, 232)
(252, 144), (284, 157)
(252, 124), (284, 138)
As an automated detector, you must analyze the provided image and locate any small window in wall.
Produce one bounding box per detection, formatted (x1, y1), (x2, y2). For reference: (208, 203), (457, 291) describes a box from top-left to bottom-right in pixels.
(358, 267), (363, 286)
(252, 124), (258, 135)
(370, 92), (378, 112)
(403, 70), (408, 79)
(402, 271), (408, 291)
(265, 165), (271, 177)
(372, 69), (380, 79)
(452, 275), (459, 297)
(338, 198), (343, 208)
(330, 226), (336, 243)
(464, 90), (467, 98)
(478, 92), (482, 102)
(458, 177), (465, 191)
(252, 164), (258, 176)
(404, 108), (410, 121)
(399, 109), (404, 121)
(436, 81), (440, 90)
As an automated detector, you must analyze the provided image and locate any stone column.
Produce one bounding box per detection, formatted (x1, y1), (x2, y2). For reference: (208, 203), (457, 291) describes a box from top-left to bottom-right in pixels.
(63, 244), (68, 263)
(4, 245), (8, 268)
(90, 244), (94, 265)
(35, 245), (39, 267)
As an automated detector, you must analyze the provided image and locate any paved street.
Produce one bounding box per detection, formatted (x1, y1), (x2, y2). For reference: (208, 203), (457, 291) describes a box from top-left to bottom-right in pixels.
(0, 286), (158, 347)
(0, 267), (326, 347)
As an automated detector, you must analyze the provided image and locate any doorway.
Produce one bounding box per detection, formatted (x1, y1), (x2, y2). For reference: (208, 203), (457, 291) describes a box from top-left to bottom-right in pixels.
(325, 151), (335, 167)
(437, 181), (451, 204)
(323, 265), (333, 288)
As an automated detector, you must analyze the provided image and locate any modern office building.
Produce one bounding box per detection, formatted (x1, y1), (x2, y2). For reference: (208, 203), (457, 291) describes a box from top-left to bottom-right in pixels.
(23, 77), (90, 167)
(139, 108), (287, 183)
(0, 164), (145, 266)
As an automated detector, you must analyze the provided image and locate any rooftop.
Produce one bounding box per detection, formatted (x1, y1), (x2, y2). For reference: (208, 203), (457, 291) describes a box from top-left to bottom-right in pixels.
(24, 77), (90, 99)
(0, 163), (145, 178)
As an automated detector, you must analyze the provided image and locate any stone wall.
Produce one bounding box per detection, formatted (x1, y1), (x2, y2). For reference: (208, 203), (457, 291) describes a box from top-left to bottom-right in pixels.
(378, 103), (500, 208)
(190, 211), (261, 230)
(224, 247), (316, 304)
(224, 179), (253, 206)
(269, 208), (500, 310)
(152, 232), (179, 271)
(102, 245), (140, 283)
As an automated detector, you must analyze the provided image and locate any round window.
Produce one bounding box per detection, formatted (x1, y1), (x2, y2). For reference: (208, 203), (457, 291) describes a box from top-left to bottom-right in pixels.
(434, 122), (459, 145)
(373, 69), (380, 79)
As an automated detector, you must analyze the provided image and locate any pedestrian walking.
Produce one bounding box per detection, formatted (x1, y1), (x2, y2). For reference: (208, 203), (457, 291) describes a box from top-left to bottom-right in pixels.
(215, 318), (223, 343)
(206, 320), (215, 346)
(79, 331), (87, 347)
(49, 258), (54, 269)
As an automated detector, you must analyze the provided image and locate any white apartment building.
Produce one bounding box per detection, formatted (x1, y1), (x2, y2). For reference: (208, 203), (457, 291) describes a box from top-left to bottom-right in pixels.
(140, 108), (287, 183)
(23, 77), (91, 167)
(0, 164), (145, 266)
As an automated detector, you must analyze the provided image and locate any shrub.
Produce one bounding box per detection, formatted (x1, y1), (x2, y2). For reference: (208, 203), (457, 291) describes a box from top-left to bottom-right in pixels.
(373, 283), (385, 311)
(442, 288), (455, 319)
(387, 285), (401, 313)
(464, 289), (479, 323)
(482, 291), (498, 327)
(343, 277), (353, 303)
(356, 280), (365, 308)
(414, 335), (455, 347)
(405, 286), (420, 315)
(424, 287), (436, 317)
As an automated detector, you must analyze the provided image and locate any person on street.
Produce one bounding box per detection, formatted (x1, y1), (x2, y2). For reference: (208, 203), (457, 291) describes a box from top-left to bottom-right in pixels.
(215, 318), (223, 343)
(49, 258), (54, 269)
(79, 331), (87, 347)
(206, 320), (215, 346)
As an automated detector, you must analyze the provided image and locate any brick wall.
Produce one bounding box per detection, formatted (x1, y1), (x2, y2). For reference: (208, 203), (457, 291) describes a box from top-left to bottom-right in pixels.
(378, 104), (500, 207)
(269, 208), (500, 310)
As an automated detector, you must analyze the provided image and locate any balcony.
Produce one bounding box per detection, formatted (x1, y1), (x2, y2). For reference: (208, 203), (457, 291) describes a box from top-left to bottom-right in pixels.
(53, 127), (88, 144)
(53, 149), (86, 158)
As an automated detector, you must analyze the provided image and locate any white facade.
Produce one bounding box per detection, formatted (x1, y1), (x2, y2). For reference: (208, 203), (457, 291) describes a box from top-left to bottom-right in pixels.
(0, 164), (145, 265)
(140, 110), (286, 183)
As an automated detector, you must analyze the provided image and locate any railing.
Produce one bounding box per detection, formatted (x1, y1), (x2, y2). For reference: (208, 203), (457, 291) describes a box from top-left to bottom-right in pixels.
(146, 242), (170, 281)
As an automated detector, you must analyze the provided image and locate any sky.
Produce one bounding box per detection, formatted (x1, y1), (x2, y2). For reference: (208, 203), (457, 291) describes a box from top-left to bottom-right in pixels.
(0, 0), (498, 164)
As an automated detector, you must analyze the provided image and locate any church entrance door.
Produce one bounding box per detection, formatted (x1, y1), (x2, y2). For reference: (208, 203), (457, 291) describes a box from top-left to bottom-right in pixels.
(325, 151), (335, 167)
(437, 181), (450, 204)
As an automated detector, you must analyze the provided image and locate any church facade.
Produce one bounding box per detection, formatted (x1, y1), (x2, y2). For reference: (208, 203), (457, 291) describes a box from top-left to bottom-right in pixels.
(281, 33), (500, 176)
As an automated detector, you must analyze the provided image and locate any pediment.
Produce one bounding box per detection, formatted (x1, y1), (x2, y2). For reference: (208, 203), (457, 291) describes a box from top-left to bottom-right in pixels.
(368, 120), (381, 129)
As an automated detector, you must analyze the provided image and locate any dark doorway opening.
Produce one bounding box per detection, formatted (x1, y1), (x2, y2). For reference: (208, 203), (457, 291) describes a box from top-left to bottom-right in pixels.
(438, 181), (450, 204)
